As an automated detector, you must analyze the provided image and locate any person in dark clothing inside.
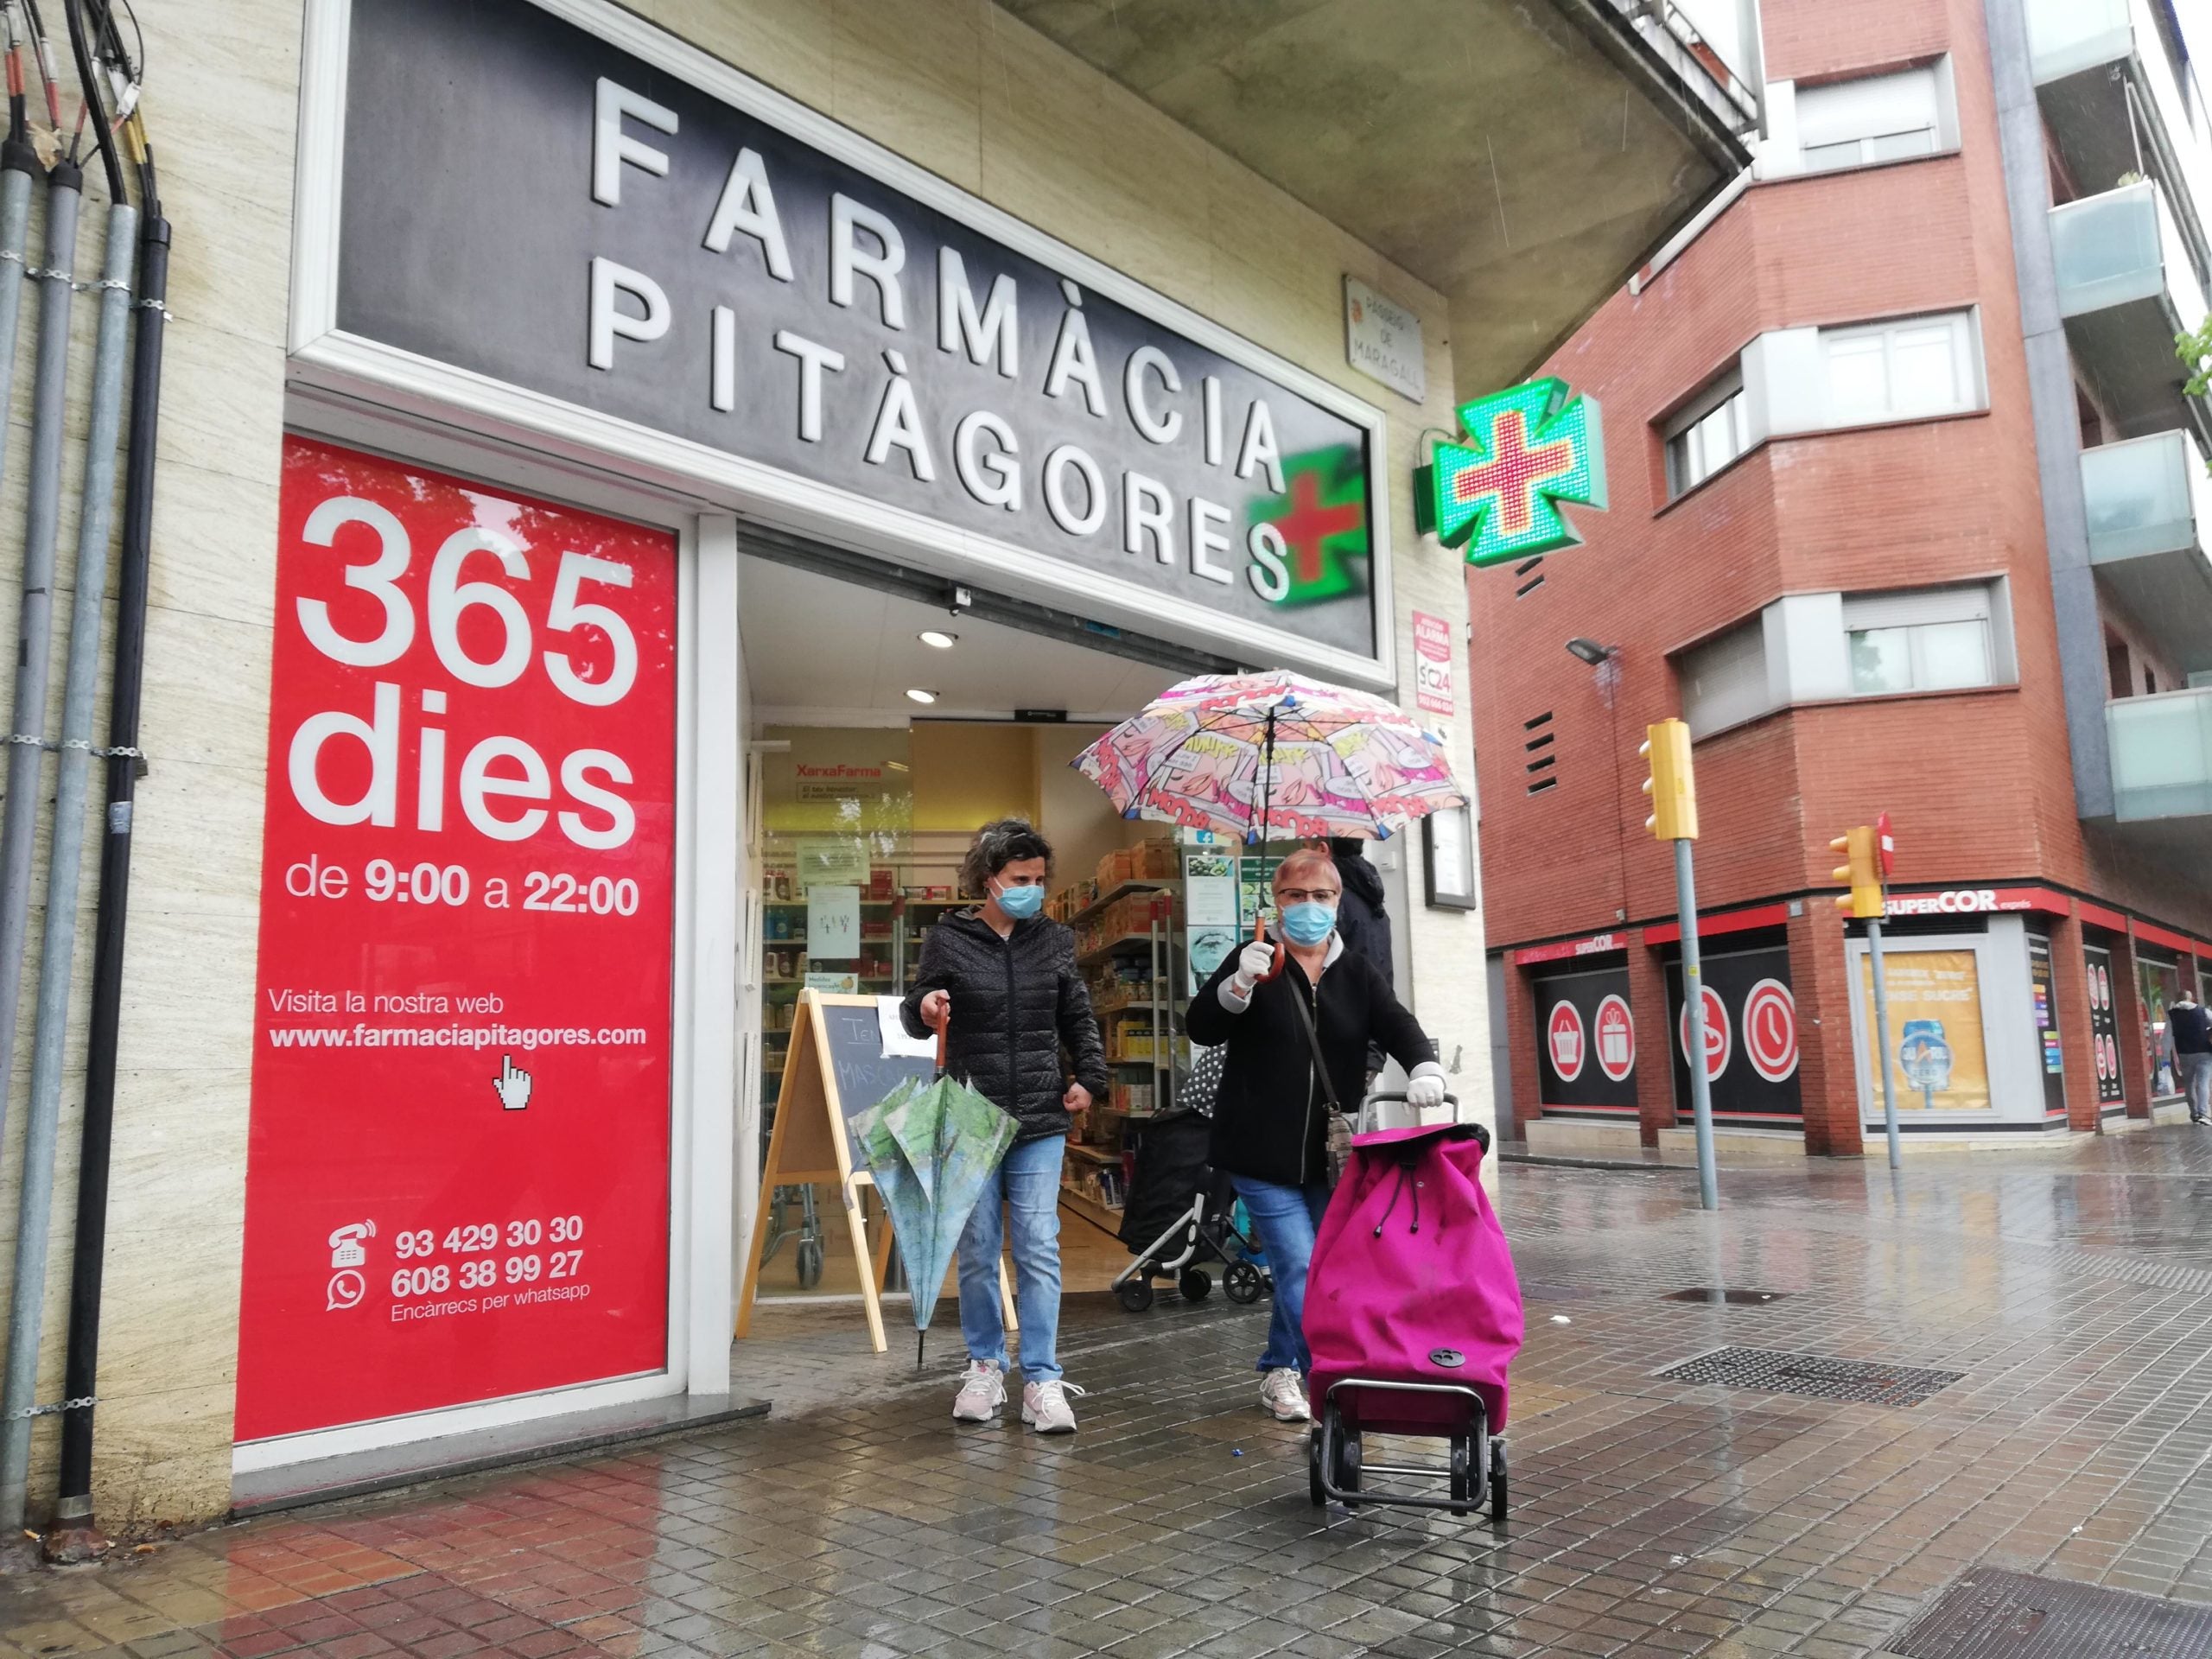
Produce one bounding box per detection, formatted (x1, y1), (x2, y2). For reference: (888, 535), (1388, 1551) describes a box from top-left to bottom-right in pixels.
(2171, 988), (2212, 1125)
(900, 818), (1109, 1433)
(1187, 848), (1444, 1421)
(1318, 837), (1393, 1076)
(1325, 836), (1394, 989)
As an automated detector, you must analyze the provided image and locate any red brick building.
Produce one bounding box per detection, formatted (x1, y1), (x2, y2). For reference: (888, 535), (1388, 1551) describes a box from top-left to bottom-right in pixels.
(1472, 0), (2212, 1158)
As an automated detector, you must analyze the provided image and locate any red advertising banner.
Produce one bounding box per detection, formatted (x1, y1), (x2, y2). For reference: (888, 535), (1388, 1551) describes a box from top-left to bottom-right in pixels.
(236, 438), (677, 1441)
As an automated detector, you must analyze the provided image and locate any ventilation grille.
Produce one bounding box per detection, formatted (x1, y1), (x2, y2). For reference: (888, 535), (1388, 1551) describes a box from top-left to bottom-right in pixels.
(1893, 1569), (2212, 1658)
(1514, 556), (1546, 597)
(1658, 1346), (1962, 1408)
(1524, 712), (1555, 795)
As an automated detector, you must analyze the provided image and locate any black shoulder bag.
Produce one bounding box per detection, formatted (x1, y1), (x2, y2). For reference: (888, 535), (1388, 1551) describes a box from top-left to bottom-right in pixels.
(1287, 982), (1357, 1185)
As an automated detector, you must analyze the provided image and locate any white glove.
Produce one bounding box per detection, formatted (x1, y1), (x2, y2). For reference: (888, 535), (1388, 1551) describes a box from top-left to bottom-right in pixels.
(1406, 1069), (1446, 1112)
(1231, 939), (1276, 992)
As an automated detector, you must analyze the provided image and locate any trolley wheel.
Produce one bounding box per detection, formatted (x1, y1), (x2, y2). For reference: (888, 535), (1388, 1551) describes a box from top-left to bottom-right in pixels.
(1334, 1424), (1363, 1506)
(1179, 1268), (1213, 1302)
(1489, 1439), (1509, 1527)
(1224, 1260), (1264, 1305)
(1307, 1426), (1325, 1507)
(1449, 1435), (1473, 1516)
(796, 1238), (823, 1290)
(1116, 1277), (1154, 1313)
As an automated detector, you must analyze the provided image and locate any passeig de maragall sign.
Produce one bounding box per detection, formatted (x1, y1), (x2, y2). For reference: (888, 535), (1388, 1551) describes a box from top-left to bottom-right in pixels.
(334, 0), (1382, 663)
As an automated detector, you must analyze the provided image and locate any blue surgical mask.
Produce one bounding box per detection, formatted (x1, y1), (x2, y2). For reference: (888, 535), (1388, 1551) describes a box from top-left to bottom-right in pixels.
(1281, 901), (1337, 946)
(993, 880), (1045, 920)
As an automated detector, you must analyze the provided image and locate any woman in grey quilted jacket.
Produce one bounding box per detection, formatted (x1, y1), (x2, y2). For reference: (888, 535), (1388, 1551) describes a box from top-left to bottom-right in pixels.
(899, 819), (1107, 1433)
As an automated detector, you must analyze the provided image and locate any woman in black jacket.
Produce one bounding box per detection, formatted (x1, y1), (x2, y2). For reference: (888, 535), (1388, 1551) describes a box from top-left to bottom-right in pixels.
(1186, 847), (1446, 1422)
(899, 818), (1108, 1433)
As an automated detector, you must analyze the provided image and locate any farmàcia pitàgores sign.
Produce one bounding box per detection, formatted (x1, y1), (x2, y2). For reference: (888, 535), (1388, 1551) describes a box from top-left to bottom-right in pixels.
(326, 0), (1384, 664)
(236, 439), (677, 1441)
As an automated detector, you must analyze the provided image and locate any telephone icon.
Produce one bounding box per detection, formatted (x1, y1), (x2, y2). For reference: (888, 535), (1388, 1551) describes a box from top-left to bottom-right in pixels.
(327, 1220), (376, 1269)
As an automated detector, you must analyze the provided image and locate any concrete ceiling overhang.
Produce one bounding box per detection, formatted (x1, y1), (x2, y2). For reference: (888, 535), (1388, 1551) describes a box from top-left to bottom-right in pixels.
(995, 0), (1753, 396)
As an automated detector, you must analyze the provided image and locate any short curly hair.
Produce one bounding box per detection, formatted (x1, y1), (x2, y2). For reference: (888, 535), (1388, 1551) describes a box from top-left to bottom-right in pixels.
(961, 817), (1054, 896)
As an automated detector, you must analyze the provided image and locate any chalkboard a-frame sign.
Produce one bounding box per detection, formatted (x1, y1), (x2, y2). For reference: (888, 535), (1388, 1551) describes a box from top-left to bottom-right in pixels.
(734, 990), (1014, 1352)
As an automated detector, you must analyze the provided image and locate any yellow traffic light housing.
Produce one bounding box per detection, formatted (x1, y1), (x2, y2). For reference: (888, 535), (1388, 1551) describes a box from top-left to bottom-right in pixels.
(1829, 826), (1884, 919)
(1639, 718), (1698, 842)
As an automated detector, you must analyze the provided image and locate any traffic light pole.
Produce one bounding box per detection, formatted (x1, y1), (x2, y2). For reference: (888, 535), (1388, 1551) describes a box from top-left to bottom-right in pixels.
(1673, 837), (1720, 1211)
(1866, 916), (1903, 1169)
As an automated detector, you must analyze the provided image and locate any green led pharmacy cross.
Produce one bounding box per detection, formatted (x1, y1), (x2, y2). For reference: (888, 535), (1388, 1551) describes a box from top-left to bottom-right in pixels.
(1415, 378), (1608, 567)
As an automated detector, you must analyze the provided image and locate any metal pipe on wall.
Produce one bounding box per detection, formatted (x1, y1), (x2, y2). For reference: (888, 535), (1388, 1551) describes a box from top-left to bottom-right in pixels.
(48, 150), (165, 1561)
(0, 158), (80, 1169)
(0, 194), (137, 1534)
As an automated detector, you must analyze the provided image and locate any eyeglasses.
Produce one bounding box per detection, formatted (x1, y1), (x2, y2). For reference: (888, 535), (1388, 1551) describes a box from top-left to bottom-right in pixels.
(1274, 888), (1340, 906)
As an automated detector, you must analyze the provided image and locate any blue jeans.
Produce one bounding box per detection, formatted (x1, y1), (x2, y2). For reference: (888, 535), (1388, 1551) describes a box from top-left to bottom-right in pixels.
(1229, 1174), (1332, 1374)
(957, 1135), (1065, 1382)
(2185, 1051), (2212, 1122)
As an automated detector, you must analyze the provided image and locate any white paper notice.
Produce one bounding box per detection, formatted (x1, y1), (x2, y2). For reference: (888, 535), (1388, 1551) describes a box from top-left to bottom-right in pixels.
(878, 995), (937, 1060)
(1185, 872), (1237, 927)
(807, 884), (861, 959)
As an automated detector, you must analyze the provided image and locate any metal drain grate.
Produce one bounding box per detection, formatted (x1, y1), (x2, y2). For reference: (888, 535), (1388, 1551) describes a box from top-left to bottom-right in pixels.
(1662, 1287), (1787, 1305)
(1657, 1345), (1962, 1407)
(1892, 1568), (2212, 1656)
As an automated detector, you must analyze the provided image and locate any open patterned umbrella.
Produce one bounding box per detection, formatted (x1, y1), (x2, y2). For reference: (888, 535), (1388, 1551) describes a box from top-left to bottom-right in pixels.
(1073, 671), (1465, 842)
(849, 1028), (1015, 1369)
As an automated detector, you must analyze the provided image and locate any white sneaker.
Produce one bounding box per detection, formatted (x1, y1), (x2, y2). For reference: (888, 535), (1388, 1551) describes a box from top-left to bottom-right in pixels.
(952, 1359), (1005, 1423)
(1260, 1367), (1310, 1422)
(1020, 1378), (1085, 1433)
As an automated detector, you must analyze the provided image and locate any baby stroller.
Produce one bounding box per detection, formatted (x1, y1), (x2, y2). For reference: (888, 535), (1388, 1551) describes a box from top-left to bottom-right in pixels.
(1112, 1046), (1271, 1311)
(1304, 1098), (1522, 1527)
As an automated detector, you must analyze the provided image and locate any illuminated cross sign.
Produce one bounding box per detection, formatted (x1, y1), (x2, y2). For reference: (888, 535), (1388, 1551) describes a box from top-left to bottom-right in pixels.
(1414, 378), (1607, 567)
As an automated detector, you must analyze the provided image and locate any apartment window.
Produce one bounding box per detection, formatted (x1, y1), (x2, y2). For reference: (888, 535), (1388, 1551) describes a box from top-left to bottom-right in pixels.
(1681, 618), (1771, 737)
(1665, 372), (1750, 498)
(1821, 313), (1977, 426)
(1844, 585), (1996, 696)
(1796, 65), (1943, 174)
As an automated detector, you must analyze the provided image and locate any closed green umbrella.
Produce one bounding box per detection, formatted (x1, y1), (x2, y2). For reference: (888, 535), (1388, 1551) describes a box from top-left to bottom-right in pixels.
(850, 1032), (1016, 1370)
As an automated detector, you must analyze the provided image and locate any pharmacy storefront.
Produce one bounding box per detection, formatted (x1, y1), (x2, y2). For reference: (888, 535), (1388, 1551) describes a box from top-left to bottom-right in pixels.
(219, 0), (1482, 1493)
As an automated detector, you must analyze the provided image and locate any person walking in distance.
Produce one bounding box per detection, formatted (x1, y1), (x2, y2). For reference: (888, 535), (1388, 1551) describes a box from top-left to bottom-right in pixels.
(1186, 848), (1446, 1421)
(2171, 986), (2212, 1126)
(901, 819), (1108, 1433)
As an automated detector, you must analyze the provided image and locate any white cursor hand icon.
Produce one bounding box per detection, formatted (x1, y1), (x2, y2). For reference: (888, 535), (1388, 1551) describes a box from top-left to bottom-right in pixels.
(494, 1053), (533, 1112)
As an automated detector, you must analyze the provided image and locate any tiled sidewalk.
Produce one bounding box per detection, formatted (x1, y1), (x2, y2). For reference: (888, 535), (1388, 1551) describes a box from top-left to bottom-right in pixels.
(10, 1130), (2212, 1658)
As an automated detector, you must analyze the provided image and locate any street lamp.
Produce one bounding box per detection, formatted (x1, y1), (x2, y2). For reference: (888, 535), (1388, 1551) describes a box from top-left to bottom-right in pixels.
(1565, 637), (1614, 665)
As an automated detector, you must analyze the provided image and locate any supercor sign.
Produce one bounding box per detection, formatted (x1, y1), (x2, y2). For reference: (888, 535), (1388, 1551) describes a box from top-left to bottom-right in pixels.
(1883, 887), (2068, 918)
(310, 0), (1389, 675)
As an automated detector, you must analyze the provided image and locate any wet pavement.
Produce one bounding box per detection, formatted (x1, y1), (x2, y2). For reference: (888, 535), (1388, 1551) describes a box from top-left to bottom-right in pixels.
(10, 1128), (2212, 1658)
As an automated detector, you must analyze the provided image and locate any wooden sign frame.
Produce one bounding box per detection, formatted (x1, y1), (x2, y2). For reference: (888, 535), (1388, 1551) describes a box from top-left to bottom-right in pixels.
(735, 990), (1013, 1353)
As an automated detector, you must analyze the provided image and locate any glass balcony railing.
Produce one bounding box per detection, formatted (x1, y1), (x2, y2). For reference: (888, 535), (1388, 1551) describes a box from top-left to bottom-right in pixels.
(2110, 685), (2212, 821)
(2051, 179), (2207, 327)
(2029, 0), (2212, 253)
(2082, 429), (2212, 563)
(2026, 0), (2133, 85)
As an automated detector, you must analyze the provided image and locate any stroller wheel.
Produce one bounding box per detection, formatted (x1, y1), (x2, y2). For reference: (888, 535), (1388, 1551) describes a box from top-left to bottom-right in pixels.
(1224, 1260), (1264, 1305)
(1179, 1268), (1212, 1302)
(796, 1238), (823, 1290)
(1307, 1426), (1325, 1507)
(1490, 1439), (1509, 1527)
(1116, 1277), (1155, 1313)
(1449, 1435), (1473, 1516)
